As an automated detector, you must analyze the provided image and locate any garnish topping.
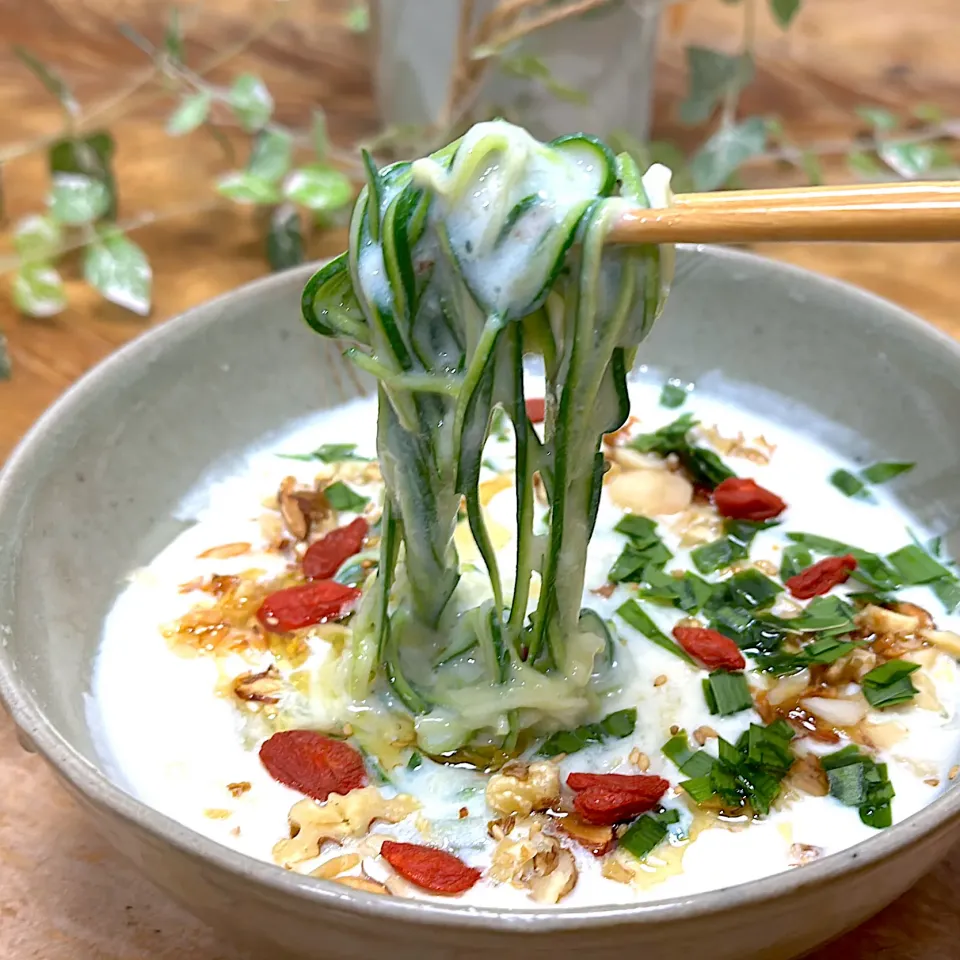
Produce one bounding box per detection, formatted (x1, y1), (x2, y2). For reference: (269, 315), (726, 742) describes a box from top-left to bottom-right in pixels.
(713, 477), (787, 521)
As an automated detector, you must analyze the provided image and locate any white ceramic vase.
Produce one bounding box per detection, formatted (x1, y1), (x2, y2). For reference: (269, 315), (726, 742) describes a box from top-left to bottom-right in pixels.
(370, 0), (665, 142)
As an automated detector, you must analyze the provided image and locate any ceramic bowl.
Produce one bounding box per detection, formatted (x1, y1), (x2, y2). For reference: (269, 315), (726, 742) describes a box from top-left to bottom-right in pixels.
(3, 247), (960, 960)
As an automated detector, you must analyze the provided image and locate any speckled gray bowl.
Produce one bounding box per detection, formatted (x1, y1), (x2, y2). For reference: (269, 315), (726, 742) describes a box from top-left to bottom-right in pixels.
(3, 247), (960, 960)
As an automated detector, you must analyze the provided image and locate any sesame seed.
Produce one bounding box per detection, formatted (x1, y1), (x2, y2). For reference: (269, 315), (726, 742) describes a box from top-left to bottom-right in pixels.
(654, 675), (668, 687)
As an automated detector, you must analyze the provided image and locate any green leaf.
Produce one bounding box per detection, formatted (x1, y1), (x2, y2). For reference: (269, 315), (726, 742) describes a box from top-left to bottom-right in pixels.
(166, 92), (211, 136)
(266, 204), (304, 272)
(539, 708), (637, 757)
(861, 660), (920, 709)
(12, 263), (67, 318)
(616, 600), (695, 665)
(50, 133), (117, 220)
(680, 47), (754, 126)
(691, 117), (768, 192)
(500, 54), (589, 106)
(780, 543), (812, 581)
(879, 142), (934, 178)
(662, 731), (716, 777)
(660, 381), (687, 409)
(829, 468), (872, 500)
(860, 461), (914, 484)
(702, 670), (752, 716)
(769, 0), (801, 27)
(48, 173), (110, 225)
(791, 595), (856, 634)
(164, 7), (185, 64)
(82, 232), (152, 315)
(280, 443), (371, 463)
(14, 45), (77, 115)
(248, 128), (293, 183)
(324, 480), (369, 512)
(312, 109), (329, 159)
(847, 150), (883, 179)
(620, 810), (679, 860)
(856, 106), (898, 133)
(886, 545), (952, 584)
(14, 214), (62, 262)
(216, 171), (281, 205)
(933, 577), (960, 614)
(227, 73), (274, 132)
(283, 165), (354, 212)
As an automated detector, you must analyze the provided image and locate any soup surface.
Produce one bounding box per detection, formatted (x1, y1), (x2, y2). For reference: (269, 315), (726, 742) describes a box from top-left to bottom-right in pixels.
(92, 375), (960, 906)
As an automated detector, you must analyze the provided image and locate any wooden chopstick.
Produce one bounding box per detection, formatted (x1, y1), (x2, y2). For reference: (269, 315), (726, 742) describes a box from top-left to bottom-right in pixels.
(608, 180), (960, 244)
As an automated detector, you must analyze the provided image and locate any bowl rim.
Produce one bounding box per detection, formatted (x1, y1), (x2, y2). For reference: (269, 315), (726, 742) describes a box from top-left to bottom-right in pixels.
(3, 245), (960, 931)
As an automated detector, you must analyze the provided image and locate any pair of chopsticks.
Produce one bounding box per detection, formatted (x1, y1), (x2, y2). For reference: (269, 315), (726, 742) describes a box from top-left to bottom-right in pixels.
(609, 181), (960, 245)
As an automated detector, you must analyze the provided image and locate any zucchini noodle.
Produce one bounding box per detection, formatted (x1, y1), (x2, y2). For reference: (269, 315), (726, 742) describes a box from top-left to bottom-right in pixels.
(302, 121), (674, 754)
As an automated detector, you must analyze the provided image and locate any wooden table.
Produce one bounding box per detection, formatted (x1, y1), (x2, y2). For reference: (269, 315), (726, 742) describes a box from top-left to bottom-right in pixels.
(1, 1), (959, 956)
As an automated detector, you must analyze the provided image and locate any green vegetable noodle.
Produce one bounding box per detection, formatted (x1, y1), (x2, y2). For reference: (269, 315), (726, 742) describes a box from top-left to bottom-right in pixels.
(300, 121), (674, 753)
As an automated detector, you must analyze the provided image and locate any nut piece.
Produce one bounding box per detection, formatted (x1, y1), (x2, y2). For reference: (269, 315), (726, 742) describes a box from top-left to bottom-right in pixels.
(311, 852), (361, 879)
(279, 477), (310, 541)
(608, 469), (693, 517)
(921, 628), (960, 658)
(233, 664), (284, 704)
(554, 814), (615, 856)
(857, 604), (919, 637)
(273, 787), (419, 868)
(529, 848), (577, 904)
(789, 843), (823, 867)
(197, 542), (252, 560)
(485, 760), (560, 817)
(785, 755), (828, 797)
(333, 876), (389, 895)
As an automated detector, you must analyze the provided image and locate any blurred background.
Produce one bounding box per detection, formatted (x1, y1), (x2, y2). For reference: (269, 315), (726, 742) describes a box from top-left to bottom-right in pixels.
(0, 2), (959, 954)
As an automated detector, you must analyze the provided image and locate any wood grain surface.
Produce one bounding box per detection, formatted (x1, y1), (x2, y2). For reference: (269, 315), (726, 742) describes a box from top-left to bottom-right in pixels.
(1, 1), (960, 957)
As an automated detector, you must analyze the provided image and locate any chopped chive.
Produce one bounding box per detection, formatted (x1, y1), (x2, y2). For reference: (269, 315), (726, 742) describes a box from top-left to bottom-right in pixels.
(539, 708), (638, 757)
(861, 660), (920, 709)
(691, 537), (745, 575)
(932, 577), (960, 614)
(725, 569), (782, 610)
(702, 670), (752, 716)
(620, 808), (680, 859)
(279, 442), (372, 463)
(790, 595), (856, 634)
(662, 731), (716, 777)
(886, 545), (953, 585)
(628, 413), (735, 489)
(608, 539), (673, 582)
(680, 776), (716, 804)
(830, 469), (872, 500)
(323, 480), (370, 512)
(786, 532), (852, 554)
(780, 543), (813, 581)
(615, 514), (659, 543)
(860, 461), (915, 484)
(616, 600), (694, 665)
(407, 751), (423, 771)
(821, 745), (895, 828)
(659, 381), (688, 409)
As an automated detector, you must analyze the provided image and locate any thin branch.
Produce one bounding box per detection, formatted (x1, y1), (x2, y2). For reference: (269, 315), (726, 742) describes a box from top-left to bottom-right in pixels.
(440, 0), (477, 130)
(474, 0), (613, 58)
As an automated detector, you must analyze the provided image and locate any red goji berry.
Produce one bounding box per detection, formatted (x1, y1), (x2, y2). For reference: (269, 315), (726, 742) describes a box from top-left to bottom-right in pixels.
(380, 840), (481, 894)
(713, 477), (786, 521)
(566, 773), (670, 826)
(786, 554), (857, 600)
(302, 517), (368, 580)
(672, 625), (745, 671)
(259, 730), (367, 801)
(525, 397), (546, 424)
(256, 580), (360, 632)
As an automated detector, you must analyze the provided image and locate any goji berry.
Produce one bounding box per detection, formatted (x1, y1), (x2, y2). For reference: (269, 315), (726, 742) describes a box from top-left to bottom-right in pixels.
(380, 840), (481, 894)
(259, 730), (367, 801)
(525, 397), (546, 424)
(302, 517), (368, 580)
(566, 773), (670, 826)
(786, 554), (857, 600)
(257, 580), (360, 632)
(672, 625), (745, 671)
(713, 477), (786, 521)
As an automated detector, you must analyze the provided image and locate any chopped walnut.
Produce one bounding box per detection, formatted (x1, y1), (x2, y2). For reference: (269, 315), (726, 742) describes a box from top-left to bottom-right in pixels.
(894, 601), (935, 630)
(698, 425), (773, 465)
(789, 843), (822, 867)
(227, 781), (252, 798)
(921, 628), (960, 658)
(857, 604), (920, 637)
(273, 788), (420, 868)
(489, 816), (577, 903)
(670, 504), (724, 549)
(279, 477), (311, 541)
(785, 755), (828, 797)
(823, 647), (878, 685)
(607, 468), (692, 517)
(233, 664), (284, 704)
(601, 854), (636, 884)
(485, 760), (560, 817)
(333, 876), (388, 895)
(311, 852), (361, 879)
(553, 814), (615, 856)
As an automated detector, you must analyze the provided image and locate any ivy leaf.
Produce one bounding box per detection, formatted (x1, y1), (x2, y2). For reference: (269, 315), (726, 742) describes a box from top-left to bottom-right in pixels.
(283, 165), (353, 212)
(267, 204), (304, 272)
(847, 150), (883, 179)
(878, 142), (934, 178)
(82, 232), (152, 315)
(248, 128), (293, 183)
(680, 47), (753, 126)
(216, 171), (282, 204)
(48, 173), (110, 225)
(166, 92), (211, 136)
(228, 74), (273, 133)
(769, 0), (801, 28)
(0, 331), (10, 381)
(690, 117), (768, 191)
(13, 45), (78, 117)
(164, 7), (185, 65)
(50, 132), (117, 220)
(14, 214), (62, 262)
(312, 109), (328, 159)
(856, 106), (898, 133)
(500, 54), (589, 106)
(912, 103), (944, 125)
(13, 263), (67, 318)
